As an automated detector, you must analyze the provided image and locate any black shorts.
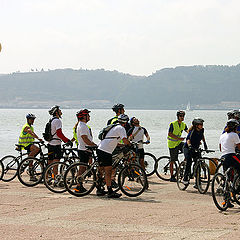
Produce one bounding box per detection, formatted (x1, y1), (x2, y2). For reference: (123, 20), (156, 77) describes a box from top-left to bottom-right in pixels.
(169, 142), (184, 162)
(137, 148), (144, 159)
(48, 144), (62, 160)
(96, 149), (112, 167)
(78, 150), (91, 164)
(24, 144), (33, 153)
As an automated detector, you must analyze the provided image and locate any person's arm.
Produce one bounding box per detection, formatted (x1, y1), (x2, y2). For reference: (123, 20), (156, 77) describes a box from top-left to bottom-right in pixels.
(219, 143), (222, 152)
(81, 135), (96, 146)
(122, 137), (131, 146)
(237, 143), (240, 151)
(168, 123), (185, 141)
(144, 128), (150, 143)
(24, 126), (42, 141)
(56, 128), (70, 143)
(202, 135), (208, 150)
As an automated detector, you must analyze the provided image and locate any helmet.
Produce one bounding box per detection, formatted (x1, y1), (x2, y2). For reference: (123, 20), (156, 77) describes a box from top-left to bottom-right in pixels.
(49, 105), (60, 115)
(192, 118), (204, 126)
(76, 109), (91, 119)
(118, 114), (129, 123)
(227, 110), (235, 119)
(227, 119), (239, 129)
(176, 110), (185, 117)
(233, 110), (240, 119)
(26, 113), (36, 119)
(112, 103), (124, 113)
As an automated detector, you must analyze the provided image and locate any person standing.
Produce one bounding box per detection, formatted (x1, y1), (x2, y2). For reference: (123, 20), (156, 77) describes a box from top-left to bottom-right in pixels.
(167, 110), (188, 182)
(47, 105), (72, 167)
(97, 114), (131, 198)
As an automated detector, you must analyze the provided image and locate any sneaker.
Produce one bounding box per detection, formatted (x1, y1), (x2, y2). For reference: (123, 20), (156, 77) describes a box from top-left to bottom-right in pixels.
(108, 191), (122, 198)
(182, 179), (189, 185)
(111, 180), (119, 188)
(30, 176), (38, 182)
(170, 176), (177, 182)
(74, 185), (87, 193)
(193, 184), (198, 189)
(96, 188), (108, 196)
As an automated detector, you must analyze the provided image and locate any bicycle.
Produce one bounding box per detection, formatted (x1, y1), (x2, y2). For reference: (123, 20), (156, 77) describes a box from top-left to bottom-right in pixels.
(176, 149), (215, 194)
(64, 145), (148, 197)
(43, 146), (80, 193)
(129, 141), (157, 177)
(0, 160), (4, 180)
(156, 148), (217, 182)
(0, 144), (28, 182)
(212, 167), (240, 211)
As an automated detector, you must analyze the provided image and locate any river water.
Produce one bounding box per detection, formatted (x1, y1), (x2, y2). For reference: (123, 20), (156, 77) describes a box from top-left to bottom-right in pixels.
(0, 109), (227, 159)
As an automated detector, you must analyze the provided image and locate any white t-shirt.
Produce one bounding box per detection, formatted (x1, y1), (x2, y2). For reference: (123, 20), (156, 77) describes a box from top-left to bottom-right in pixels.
(98, 125), (127, 154)
(49, 118), (62, 146)
(129, 126), (147, 149)
(77, 121), (93, 151)
(219, 132), (240, 155)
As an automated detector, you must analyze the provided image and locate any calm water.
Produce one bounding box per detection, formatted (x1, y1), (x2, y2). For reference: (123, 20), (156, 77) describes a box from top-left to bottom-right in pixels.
(0, 109), (227, 159)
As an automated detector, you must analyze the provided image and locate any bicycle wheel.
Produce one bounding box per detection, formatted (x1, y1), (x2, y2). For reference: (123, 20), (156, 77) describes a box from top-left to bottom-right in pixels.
(1, 155), (19, 182)
(64, 162), (96, 197)
(17, 157), (44, 187)
(196, 161), (210, 194)
(232, 174), (240, 205)
(156, 156), (177, 181)
(211, 173), (228, 211)
(143, 152), (157, 176)
(118, 163), (147, 197)
(44, 161), (69, 193)
(0, 161), (3, 180)
(177, 161), (188, 191)
(215, 162), (224, 174)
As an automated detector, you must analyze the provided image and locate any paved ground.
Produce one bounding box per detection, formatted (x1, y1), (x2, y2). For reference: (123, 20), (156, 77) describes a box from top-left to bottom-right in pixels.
(0, 175), (240, 240)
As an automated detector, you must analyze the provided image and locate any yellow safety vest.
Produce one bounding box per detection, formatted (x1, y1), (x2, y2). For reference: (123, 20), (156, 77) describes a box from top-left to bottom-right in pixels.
(18, 123), (35, 148)
(73, 124), (92, 146)
(167, 120), (186, 149)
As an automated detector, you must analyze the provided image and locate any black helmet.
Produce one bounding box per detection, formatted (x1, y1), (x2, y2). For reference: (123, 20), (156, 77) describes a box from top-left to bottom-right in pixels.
(118, 114), (129, 123)
(49, 105), (60, 115)
(233, 110), (240, 119)
(112, 103), (124, 113)
(177, 110), (185, 117)
(227, 119), (239, 129)
(227, 110), (235, 119)
(26, 113), (36, 119)
(192, 118), (204, 126)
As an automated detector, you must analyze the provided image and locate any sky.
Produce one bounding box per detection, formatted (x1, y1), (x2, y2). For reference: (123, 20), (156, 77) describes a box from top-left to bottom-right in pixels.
(0, 0), (240, 76)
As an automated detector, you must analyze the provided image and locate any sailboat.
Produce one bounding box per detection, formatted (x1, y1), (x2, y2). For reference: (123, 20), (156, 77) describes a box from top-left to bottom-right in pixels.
(186, 102), (192, 111)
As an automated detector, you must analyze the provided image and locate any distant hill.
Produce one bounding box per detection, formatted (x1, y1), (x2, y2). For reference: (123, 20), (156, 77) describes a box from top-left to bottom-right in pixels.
(0, 65), (239, 109)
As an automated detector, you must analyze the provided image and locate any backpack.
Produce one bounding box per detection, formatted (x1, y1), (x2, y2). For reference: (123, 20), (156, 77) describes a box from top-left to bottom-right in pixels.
(98, 124), (120, 140)
(42, 117), (57, 141)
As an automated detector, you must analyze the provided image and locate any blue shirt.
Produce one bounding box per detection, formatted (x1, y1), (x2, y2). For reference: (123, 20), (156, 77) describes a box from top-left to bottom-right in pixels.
(184, 128), (204, 149)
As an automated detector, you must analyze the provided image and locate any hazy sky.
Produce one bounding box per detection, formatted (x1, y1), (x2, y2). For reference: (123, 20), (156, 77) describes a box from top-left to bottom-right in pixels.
(1, 0), (240, 76)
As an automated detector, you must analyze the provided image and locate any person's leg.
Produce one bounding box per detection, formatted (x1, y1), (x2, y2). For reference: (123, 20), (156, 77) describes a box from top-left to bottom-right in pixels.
(169, 147), (178, 181)
(183, 148), (192, 182)
(29, 145), (40, 158)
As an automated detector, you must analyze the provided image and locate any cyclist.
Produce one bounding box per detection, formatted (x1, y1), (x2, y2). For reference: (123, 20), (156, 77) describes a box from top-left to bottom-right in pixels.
(97, 114), (131, 198)
(74, 109), (97, 193)
(107, 103), (130, 132)
(18, 113), (43, 181)
(128, 117), (150, 170)
(48, 105), (72, 167)
(182, 118), (208, 185)
(18, 113), (43, 158)
(167, 110), (188, 182)
(219, 119), (240, 208)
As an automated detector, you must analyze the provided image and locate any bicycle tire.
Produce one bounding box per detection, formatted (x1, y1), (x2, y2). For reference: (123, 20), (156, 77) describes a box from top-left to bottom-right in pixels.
(1, 155), (19, 182)
(143, 152), (157, 177)
(64, 162), (96, 197)
(156, 156), (177, 181)
(17, 157), (44, 187)
(232, 174), (240, 205)
(211, 173), (228, 211)
(44, 161), (69, 193)
(118, 163), (147, 197)
(196, 161), (210, 194)
(215, 162), (224, 174)
(177, 161), (188, 191)
(0, 160), (4, 180)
